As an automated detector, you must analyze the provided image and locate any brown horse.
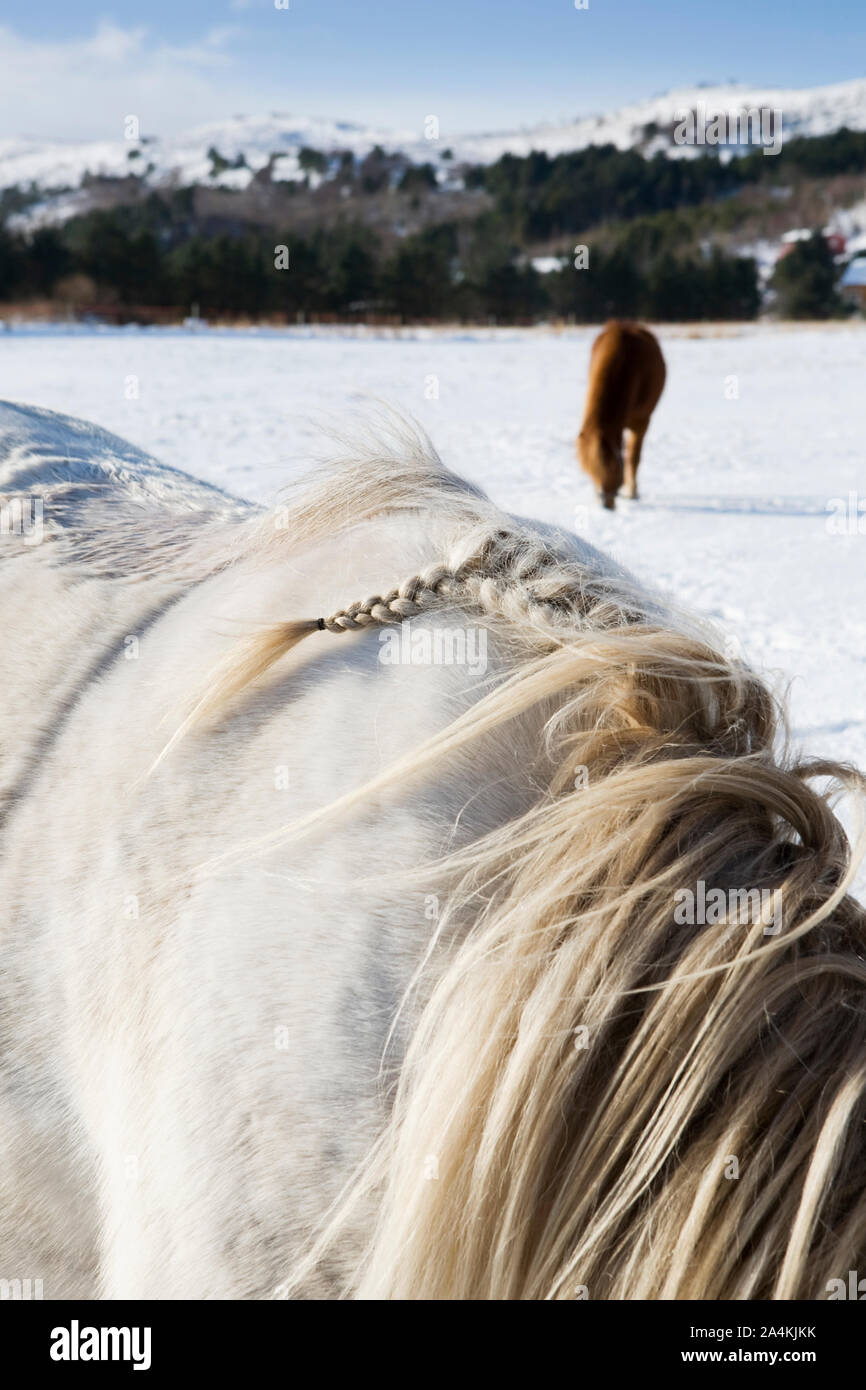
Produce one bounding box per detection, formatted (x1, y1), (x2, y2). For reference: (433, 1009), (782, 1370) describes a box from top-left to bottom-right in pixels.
(577, 321), (666, 509)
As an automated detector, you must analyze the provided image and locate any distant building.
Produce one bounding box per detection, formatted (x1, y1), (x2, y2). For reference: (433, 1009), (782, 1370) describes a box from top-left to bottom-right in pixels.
(840, 257), (866, 310)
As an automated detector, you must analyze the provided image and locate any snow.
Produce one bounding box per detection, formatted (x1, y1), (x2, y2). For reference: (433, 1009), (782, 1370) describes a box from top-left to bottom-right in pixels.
(457, 77), (866, 162)
(1, 320), (864, 885)
(5, 189), (93, 234)
(0, 113), (416, 195)
(829, 199), (866, 260)
(2, 77), (865, 199)
(531, 256), (568, 275)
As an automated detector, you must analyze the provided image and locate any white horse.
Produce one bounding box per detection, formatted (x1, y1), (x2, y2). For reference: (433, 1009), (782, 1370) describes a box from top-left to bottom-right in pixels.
(2, 399), (865, 1301)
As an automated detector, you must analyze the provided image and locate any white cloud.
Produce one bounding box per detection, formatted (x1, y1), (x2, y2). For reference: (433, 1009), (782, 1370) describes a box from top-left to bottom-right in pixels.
(0, 20), (270, 141)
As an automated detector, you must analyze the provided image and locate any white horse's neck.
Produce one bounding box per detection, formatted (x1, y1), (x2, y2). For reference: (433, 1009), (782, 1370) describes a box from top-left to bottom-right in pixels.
(4, 402), (865, 1303)
(0, 407), (549, 1295)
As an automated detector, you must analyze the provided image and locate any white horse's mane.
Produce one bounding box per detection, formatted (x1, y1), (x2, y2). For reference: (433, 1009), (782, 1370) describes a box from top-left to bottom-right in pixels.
(4, 399), (866, 1302)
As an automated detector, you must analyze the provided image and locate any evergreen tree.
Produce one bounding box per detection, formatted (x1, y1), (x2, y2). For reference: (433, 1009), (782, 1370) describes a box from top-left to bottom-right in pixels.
(383, 224), (457, 319)
(770, 233), (847, 319)
(0, 227), (27, 299)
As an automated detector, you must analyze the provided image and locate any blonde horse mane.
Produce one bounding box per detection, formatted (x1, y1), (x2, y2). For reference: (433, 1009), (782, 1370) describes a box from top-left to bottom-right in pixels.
(165, 416), (866, 1299)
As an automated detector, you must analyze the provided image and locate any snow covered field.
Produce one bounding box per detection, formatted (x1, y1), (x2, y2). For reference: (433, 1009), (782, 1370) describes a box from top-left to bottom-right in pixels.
(2, 319), (865, 874)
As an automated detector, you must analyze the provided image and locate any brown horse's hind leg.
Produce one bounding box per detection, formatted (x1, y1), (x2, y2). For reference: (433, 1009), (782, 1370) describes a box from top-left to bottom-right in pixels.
(623, 421), (648, 500)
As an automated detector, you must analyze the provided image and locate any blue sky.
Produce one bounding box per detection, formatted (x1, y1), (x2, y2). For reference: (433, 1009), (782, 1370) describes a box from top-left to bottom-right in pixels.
(1, 1), (864, 140)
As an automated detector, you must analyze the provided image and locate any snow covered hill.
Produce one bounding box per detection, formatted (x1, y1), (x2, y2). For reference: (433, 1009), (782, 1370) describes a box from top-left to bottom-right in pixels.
(0, 114), (413, 198)
(456, 76), (866, 162)
(2, 76), (865, 199)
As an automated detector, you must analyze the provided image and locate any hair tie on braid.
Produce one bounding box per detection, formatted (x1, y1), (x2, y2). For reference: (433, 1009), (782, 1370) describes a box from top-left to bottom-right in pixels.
(169, 520), (633, 756)
(311, 528), (614, 650)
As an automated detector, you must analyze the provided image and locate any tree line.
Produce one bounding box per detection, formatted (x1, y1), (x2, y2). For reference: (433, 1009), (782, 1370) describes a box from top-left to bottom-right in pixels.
(1, 125), (861, 323)
(473, 128), (866, 242)
(0, 210), (762, 322)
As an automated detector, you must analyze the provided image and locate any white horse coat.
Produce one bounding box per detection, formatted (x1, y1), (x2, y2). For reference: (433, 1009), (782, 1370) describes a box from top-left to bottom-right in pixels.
(0, 402), (631, 1298)
(4, 401), (864, 1303)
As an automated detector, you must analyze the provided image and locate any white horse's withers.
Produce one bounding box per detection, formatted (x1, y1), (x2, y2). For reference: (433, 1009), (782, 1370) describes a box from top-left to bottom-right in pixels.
(2, 400), (865, 1302)
(0, 402), (587, 1299)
